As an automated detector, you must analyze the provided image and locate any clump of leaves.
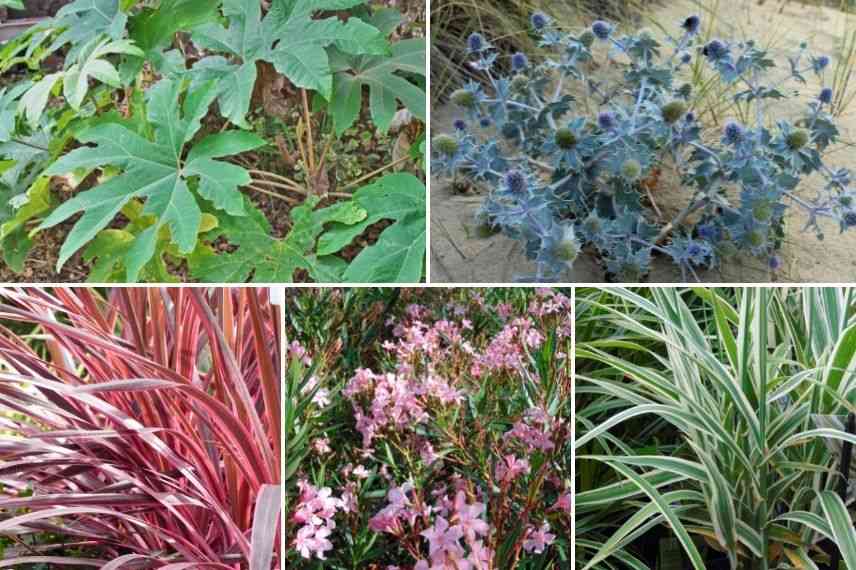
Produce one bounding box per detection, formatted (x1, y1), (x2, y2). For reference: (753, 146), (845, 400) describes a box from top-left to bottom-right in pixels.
(433, 13), (851, 282)
(0, 287), (282, 568)
(0, 0), (427, 282)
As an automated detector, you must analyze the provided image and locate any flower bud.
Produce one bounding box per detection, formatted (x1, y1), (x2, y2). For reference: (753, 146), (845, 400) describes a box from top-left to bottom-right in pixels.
(621, 158), (642, 181)
(554, 128), (578, 150)
(661, 100), (687, 124)
(450, 89), (477, 109)
(786, 129), (809, 150)
(433, 134), (459, 156)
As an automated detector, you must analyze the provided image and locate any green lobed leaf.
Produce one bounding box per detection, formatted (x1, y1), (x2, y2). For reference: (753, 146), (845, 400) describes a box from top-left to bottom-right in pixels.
(37, 78), (264, 281)
(317, 172), (425, 282)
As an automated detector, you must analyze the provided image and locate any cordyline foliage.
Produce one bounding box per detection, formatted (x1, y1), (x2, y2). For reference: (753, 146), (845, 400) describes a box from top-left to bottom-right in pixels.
(432, 13), (851, 281)
(0, 287), (282, 568)
(0, 0), (427, 283)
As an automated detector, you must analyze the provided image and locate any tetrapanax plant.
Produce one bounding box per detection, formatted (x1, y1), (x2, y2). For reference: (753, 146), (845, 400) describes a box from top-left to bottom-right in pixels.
(432, 14), (851, 282)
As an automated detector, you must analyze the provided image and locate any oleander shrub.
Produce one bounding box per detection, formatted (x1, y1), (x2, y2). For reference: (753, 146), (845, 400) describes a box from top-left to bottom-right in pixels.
(284, 288), (572, 569)
(0, 287), (282, 568)
(432, 12), (851, 282)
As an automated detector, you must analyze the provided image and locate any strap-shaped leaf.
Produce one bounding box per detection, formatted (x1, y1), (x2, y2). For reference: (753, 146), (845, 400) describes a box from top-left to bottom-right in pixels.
(37, 78), (265, 281)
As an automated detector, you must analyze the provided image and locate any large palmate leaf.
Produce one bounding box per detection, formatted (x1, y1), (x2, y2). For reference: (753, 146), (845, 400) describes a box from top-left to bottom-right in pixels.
(330, 38), (426, 135)
(38, 78), (266, 281)
(0, 81), (30, 142)
(50, 0), (129, 63)
(189, 196), (366, 282)
(317, 173), (426, 282)
(129, 0), (219, 53)
(190, 0), (386, 127)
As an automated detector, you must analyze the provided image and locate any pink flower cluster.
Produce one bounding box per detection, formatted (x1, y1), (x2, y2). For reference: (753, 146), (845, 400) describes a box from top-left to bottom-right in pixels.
(494, 454), (530, 484)
(291, 480), (343, 560)
(415, 491), (493, 570)
(522, 522), (556, 554)
(471, 317), (544, 377)
(344, 368), (463, 448)
(504, 406), (564, 452)
(287, 339), (312, 366)
(369, 483), (420, 534)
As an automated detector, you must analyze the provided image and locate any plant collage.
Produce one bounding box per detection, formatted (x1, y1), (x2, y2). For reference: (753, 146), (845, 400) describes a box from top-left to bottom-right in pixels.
(6, 0), (856, 569)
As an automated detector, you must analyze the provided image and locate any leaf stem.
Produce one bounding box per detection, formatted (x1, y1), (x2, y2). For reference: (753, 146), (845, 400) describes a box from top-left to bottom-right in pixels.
(301, 89), (316, 174)
(341, 155), (412, 191)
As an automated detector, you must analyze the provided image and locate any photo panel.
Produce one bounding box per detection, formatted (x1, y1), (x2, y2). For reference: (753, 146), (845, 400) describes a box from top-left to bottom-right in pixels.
(284, 287), (572, 568)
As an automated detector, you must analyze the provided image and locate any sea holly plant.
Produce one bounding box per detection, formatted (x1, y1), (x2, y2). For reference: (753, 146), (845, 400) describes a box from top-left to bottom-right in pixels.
(0, 0), (426, 282)
(433, 13), (853, 282)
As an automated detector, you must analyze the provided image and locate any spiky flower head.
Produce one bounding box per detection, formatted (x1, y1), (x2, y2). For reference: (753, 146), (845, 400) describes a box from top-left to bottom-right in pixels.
(704, 39), (728, 61)
(685, 112), (696, 123)
(554, 226), (580, 263)
(467, 33), (486, 53)
(597, 111), (616, 130)
(621, 158), (642, 181)
(816, 55), (830, 70)
(591, 20), (612, 40)
(433, 134), (459, 156)
(511, 52), (529, 71)
(453, 119), (467, 131)
(753, 203), (773, 222)
(724, 120), (744, 145)
(661, 100), (688, 124)
(450, 88), (477, 108)
(554, 127), (578, 150)
(479, 117), (491, 128)
(716, 240), (738, 258)
(510, 74), (528, 92)
(844, 211), (856, 228)
(747, 229), (765, 247)
(819, 87), (833, 104)
(503, 169), (527, 194)
(583, 213), (603, 234)
(680, 52), (692, 65)
(579, 30), (596, 48)
(682, 15), (701, 35)
(786, 128), (810, 150)
(768, 255), (783, 271)
(530, 11), (549, 31)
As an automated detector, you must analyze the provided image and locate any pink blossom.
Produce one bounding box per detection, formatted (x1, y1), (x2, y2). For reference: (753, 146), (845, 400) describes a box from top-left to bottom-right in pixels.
(551, 492), (572, 515)
(352, 464), (370, 479)
(294, 520), (335, 559)
(421, 441), (439, 465)
(452, 491), (489, 542)
(495, 454), (530, 483)
(421, 516), (464, 558)
(312, 438), (331, 455)
(522, 523), (556, 554)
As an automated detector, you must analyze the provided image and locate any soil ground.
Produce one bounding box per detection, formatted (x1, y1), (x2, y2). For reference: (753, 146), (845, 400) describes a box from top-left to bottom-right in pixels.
(430, 0), (856, 283)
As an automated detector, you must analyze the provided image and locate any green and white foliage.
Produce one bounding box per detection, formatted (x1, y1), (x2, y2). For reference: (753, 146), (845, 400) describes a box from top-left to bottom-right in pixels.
(576, 287), (856, 570)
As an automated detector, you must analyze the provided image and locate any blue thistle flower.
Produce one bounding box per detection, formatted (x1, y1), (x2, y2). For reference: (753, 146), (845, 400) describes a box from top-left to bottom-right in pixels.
(680, 52), (692, 64)
(467, 33), (486, 53)
(704, 39), (728, 61)
(591, 20), (612, 40)
(682, 15), (701, 35)
(597, 111), (616, 130)
(685, 112), (695, 123)
(724, 120), (744, 145)
(817, 55), (830, 70)
(531, 12), (549, 31)
(511, 52), (529, 71)
(819, 87), (833, 104)
(503, 170), (527, 194)
(768, 255), (783, 271)
(844, 211), (856, 228)
(479, 117), (491, 128)
(697, 224), (719, 241)
(453, 119), (467, 131)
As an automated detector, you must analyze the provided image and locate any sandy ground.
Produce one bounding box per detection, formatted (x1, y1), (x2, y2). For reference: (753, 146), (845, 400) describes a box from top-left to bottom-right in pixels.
(430, 0), (856, 283)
